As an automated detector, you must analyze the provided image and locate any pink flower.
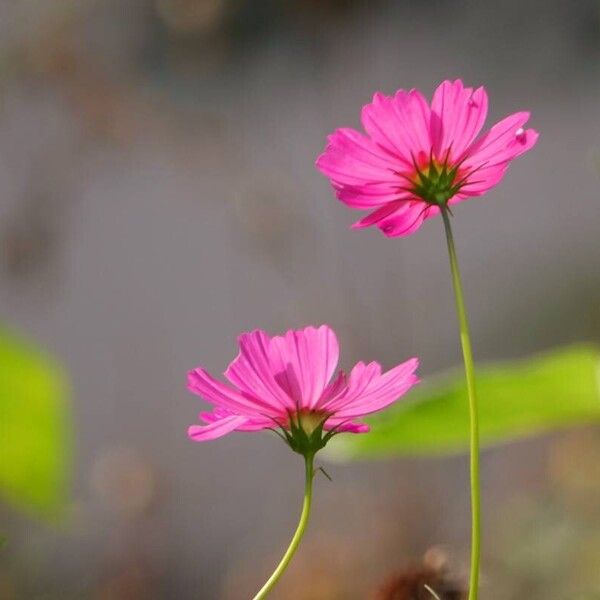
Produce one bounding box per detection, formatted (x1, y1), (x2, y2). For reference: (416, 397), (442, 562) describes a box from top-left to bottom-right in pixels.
(188, 325), (418, 454)
(316, 79), (539, 237)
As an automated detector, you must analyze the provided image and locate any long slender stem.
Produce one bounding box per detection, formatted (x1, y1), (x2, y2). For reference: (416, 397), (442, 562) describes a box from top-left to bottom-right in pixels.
(252, 453), (315, 600)
(440, 207), (481, 600)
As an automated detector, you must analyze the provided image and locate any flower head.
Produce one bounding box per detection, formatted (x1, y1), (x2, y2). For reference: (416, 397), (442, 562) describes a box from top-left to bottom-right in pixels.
(187, 325), (419, 456)
(316, 79), (538, 237)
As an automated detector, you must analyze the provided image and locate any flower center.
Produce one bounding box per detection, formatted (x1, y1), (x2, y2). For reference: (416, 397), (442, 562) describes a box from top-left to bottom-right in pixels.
(276, 409), (335, 457)
(409, 156), (463, 206)
(293, 410), (327, 435)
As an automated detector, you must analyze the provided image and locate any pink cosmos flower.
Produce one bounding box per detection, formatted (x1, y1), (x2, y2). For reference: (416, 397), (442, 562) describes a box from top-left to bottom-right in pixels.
(188, 325), (418, 454)
(316, 79), (538, 237)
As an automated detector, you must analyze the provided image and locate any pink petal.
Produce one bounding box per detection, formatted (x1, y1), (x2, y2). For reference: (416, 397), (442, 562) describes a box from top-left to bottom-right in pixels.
(375, 202), (430, 237)
(351, 200), (407, 229)
(464, 112), (538, 168)
(424, 204), (442, 218)
(188, 368), (277, 416)
(318, 370), (347, 405)
(335, 183), (411, 210)
(321, 361), (382, 412)
(360, 92), (421, 167)
(225, 330), (295, 411)
(430, 80), (489, 161)
(199, 409), (271, 431)
(324, 418), (370, 434)
(188, 414), (249, 441)
(389, 88), (433, 159)
(316, 129), (402, 189)
(333, 357), (419, 419)
(459, 164), (508, 196)
(268, 325), (340, 409)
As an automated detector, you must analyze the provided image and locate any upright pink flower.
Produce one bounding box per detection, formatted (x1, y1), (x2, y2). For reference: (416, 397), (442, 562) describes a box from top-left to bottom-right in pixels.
(316, 79), (538, 237)
(188, 325), (418, 454)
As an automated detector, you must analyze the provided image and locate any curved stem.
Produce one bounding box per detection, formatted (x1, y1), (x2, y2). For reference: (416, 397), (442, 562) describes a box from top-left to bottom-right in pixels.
(252, 453), (315, 600)
(440, 207), (481, 600)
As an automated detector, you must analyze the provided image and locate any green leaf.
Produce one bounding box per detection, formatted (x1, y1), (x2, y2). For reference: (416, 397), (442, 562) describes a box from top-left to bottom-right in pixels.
(327, 344), (600, 461)
(0, 327), (70, 519)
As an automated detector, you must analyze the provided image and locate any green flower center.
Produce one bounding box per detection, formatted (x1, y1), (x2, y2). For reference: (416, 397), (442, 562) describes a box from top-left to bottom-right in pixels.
(410, 158), (463, 206)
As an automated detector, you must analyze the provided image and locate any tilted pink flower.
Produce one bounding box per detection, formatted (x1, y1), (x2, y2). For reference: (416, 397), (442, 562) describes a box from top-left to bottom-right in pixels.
(187, 325), (418, 454)
(316, 79), (539, 237)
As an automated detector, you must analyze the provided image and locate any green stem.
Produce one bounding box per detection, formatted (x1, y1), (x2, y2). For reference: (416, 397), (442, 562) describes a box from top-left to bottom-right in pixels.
(440, 207), (481, 600)
(252, 453), (315, 600)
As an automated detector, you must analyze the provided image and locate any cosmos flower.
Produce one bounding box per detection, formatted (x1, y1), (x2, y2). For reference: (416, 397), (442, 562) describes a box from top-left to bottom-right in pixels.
(187, 325), (418, 455)
(316, 79), (538, 237)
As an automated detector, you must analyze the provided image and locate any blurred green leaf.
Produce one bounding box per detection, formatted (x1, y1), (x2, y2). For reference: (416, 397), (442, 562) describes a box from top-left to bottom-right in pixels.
(327, 344), (600, 461)
(0, 327), (70, 518)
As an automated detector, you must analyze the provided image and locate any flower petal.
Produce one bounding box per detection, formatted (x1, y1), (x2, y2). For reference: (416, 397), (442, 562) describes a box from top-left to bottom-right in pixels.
(361, 91), (422, 166)
(389, 89), (433, 159)
(459, 163), (508, 196)
(316, 128), (402, 188)
(375, 202), (430, 237)
(464, 112), (538, 168)
(335, 183), (411, 210)
(333, 357), (419, 419)
(351, 200), (407, 229)
(321, 361), (382, 412)
(188, 367), (276, 416)
(430, 80), (489, 161)
(324, 418), (370, 433)
(319, 371), (347, 405)
(200, 409), (271, 431)
(188, 414), (249, 441)
(269, 325), (340, 409)
(225, 330), (295, 411)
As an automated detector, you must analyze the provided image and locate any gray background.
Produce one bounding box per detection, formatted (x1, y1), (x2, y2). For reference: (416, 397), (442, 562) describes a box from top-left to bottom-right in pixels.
(0, 0), (599, 597)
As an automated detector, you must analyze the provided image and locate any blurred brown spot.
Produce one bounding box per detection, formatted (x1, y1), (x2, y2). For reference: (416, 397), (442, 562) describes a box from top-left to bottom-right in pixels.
(22, 14), (78, 78)
(0, 566), (17, 600)
(373, 549), (465, 600)
(155, 0), (229, 36)
(548, 428), (600, 514)
(91, 447), (159, 516)
(95, 559), (157, 600)
(1, 208), (55, 280)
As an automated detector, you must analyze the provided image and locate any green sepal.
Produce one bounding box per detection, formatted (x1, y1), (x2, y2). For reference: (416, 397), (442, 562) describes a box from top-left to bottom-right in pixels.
(274, 412), (334, 458)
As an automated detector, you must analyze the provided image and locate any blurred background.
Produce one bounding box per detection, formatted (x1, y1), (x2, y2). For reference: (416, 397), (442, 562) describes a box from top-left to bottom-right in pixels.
(0, 0), (600, 598)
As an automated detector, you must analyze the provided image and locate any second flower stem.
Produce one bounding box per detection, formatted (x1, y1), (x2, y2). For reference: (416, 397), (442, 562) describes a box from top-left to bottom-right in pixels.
(440, 206), (481, 600)
(252, 453), (315, 600)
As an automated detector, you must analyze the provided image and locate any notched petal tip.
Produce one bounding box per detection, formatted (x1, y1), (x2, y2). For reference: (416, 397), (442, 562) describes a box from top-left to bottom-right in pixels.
(370, 90), (389, 104)
(409, 375), (421, 387)
(187, 367), (206, 391)
(315, 151), (326, 168)
(404, 356), (420, 372)
(434, 78), (464, 95)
